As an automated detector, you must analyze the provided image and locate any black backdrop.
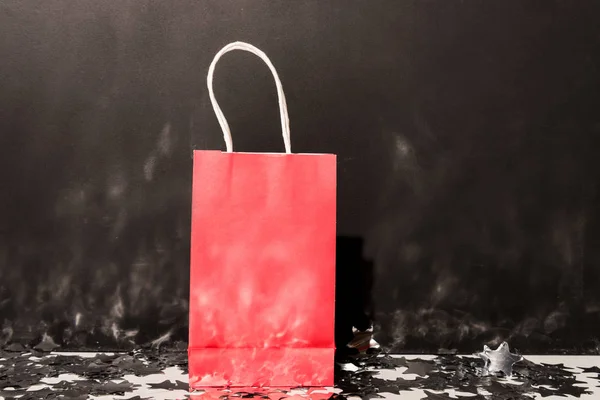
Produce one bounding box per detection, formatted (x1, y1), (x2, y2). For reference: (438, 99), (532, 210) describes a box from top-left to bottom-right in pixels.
(1, 0), (600, 354)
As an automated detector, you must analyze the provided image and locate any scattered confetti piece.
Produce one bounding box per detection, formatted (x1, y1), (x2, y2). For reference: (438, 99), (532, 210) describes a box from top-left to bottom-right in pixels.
(476, 342), (523, 377)
(404, 360), (436, 377)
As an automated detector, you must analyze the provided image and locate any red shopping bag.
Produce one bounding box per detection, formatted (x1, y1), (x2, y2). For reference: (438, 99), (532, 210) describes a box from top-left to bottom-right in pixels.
(189, 42), (336, 389)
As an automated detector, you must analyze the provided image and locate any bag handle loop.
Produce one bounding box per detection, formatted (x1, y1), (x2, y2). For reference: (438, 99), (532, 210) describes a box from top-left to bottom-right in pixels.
(207, 41), (291, 153)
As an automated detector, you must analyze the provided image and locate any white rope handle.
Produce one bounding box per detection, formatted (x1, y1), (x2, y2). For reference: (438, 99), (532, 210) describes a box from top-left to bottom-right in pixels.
(207, 41), (291, 153)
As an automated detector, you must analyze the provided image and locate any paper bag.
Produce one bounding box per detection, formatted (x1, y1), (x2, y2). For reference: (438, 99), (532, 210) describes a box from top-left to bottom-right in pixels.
(189, 42), (336, 389)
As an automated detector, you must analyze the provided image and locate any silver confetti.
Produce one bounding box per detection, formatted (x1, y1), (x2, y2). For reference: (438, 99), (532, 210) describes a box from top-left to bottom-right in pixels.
(476, 341), (523, 377)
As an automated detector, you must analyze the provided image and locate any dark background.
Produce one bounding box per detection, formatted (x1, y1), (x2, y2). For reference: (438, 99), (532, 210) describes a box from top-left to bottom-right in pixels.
(1, 0), (600, 354)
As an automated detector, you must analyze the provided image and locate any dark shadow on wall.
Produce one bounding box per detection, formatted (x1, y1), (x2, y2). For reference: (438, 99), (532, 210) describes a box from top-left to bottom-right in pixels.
(335, 236), (374, 352)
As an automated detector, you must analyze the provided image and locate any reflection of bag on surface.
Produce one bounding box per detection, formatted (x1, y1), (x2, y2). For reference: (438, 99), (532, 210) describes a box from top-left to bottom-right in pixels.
(188, 42), (336, 388)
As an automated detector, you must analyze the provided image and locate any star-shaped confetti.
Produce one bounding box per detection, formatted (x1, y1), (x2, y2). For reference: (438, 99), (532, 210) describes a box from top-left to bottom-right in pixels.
(347, 326), (380, 354)
(419, 390), (466, 399)
(580, 366), (600, 374)
(404, 359), (436, 377)
(477, 342), (523, 377)
(148, 380), (188, 390)
(33, 333), (60, 352)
